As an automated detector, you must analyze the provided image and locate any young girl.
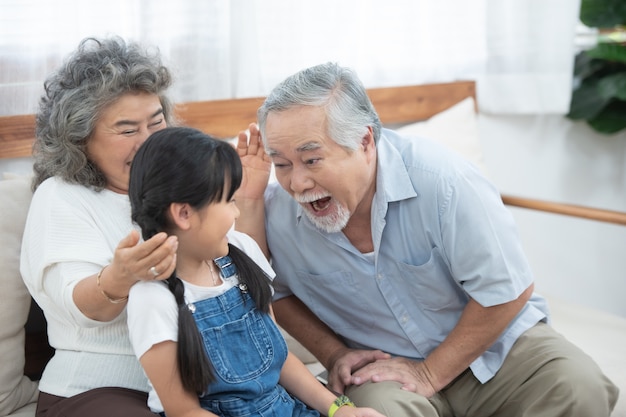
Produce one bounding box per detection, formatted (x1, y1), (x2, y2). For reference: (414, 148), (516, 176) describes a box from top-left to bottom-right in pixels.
(127, 127), (385, 417)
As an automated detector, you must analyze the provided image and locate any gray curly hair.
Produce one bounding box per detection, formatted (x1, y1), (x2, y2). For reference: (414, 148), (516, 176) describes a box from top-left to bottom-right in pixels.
(32, 35), (175, 190)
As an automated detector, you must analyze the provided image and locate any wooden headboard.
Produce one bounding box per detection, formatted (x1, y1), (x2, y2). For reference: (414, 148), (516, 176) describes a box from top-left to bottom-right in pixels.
(1, 80), (625, 225)
(0, 81), (476, 157)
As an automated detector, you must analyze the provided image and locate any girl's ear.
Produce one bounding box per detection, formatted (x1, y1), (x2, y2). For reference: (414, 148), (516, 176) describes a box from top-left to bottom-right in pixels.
(169, 202), (193, 230)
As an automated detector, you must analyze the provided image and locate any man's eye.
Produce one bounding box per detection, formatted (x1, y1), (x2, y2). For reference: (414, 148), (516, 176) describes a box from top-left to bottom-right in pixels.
(305, 158), (320, 165)
(272, 159), (290, 168)
(150, 119), (164, 127)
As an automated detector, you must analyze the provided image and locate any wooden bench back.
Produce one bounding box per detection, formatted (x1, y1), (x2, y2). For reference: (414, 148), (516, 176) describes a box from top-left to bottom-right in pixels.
(0, 81), (476, 159)
(1, 80), (624, 225)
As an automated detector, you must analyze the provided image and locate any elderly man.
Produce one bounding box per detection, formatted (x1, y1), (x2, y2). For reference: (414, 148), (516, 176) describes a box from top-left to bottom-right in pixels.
(235, 62), (619, 417)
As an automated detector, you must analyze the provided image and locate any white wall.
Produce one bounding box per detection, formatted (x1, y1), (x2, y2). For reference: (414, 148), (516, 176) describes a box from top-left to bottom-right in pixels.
(2, 113), (625, 318)
(479, 113), (626, 318)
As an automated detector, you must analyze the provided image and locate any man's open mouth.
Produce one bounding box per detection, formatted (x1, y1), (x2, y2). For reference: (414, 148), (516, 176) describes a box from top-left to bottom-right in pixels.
(311, 197), (331, 212)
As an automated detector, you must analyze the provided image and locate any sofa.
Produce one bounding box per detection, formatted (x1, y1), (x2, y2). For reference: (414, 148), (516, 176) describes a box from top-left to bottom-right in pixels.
(0, 174), (39, 417)
(1, 81), (625, 416)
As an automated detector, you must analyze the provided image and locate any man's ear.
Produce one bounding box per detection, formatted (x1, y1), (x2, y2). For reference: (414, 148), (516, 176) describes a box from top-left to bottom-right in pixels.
(169, 202), (192, 230)
(361, 127), (376, 159)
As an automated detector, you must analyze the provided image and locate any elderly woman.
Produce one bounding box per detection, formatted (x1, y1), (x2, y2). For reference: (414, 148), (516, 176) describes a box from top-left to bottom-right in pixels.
(20, 36), (179, 417)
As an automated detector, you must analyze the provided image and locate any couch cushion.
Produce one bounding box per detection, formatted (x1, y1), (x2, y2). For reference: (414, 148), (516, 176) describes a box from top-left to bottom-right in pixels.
(6, 402), (36, 417)
(395, 96), (489, 176)
(0, 174), (38, 415)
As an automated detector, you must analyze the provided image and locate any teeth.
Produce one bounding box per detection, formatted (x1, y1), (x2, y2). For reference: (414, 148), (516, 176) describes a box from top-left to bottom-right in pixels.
(311, 198), (331, 212)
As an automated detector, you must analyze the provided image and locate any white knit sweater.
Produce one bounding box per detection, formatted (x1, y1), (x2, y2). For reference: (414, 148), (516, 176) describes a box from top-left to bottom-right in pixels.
(20, 177), (149, 397)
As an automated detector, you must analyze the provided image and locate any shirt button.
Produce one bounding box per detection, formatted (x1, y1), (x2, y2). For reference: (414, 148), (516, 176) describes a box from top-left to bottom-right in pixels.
(401, 315), (409, 324)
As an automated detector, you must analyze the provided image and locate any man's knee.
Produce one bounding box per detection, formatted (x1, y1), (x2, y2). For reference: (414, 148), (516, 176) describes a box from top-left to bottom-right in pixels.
(546, 357), (619, 415)
(346, 381), (441, 417)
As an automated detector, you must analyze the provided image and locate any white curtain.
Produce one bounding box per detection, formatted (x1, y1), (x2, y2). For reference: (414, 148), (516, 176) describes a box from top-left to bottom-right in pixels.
(0, 0), (580, 116)
(478, 0), (583, 114)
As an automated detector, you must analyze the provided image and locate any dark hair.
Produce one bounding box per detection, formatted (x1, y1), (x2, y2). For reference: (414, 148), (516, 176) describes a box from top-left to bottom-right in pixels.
(258, 62), (381, 151)
(129, 126), (273, 394)
(33, 35), (176, 191)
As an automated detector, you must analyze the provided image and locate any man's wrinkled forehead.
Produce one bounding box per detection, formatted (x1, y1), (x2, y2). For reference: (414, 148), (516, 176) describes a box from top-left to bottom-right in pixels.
(267, 140), (322, 157)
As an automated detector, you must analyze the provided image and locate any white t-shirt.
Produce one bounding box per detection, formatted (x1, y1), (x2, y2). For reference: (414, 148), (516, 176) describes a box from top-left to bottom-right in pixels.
(127, 230), (275, 413)
(20, 177), (149, 396)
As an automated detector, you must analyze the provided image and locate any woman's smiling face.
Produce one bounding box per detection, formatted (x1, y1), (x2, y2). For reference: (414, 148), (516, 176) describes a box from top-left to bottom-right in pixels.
(86, 92), (166, 194)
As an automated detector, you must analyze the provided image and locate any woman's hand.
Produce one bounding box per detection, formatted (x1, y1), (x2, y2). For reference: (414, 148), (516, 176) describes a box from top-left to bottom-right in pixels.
(76, 230), (178, 321)
(110, 229), (178, 287)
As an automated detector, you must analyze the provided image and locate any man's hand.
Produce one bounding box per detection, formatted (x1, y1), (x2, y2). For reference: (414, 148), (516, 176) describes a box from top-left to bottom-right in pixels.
(235, 122), (271, 201)
(350, 357), (438, 398)
(327, 348), (391, 394)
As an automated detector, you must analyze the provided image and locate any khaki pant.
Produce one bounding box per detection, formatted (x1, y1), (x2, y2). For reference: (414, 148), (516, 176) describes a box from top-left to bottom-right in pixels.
(346, 323), (619, 417)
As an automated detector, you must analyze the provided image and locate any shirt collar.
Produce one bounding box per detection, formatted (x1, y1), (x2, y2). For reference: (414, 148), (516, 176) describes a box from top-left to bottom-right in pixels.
(375, 129), (418, 204)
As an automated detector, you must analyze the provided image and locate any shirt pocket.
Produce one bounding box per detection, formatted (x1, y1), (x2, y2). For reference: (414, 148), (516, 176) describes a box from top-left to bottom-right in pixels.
(202, 309), (283, 384)
(298, 269), (378, 332)
(395, 247), (465, 312)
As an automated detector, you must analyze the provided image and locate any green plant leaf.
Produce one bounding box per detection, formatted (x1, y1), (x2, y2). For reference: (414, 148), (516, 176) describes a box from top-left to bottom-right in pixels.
(574, 51), (608, 79)
(580, 0), (626, 27)
(586, 43), (626, 63)
(588, 100), (626, 133)
(597, 72), (626, 100)
(568, 82), (613, 119)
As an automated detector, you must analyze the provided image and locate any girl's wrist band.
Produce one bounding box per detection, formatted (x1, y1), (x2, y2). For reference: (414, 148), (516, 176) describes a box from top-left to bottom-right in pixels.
(328, 395), (355, 417)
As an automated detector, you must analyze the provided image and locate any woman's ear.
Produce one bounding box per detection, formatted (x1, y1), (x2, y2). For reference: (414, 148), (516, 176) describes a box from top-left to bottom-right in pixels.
(169, 202), (193, 230)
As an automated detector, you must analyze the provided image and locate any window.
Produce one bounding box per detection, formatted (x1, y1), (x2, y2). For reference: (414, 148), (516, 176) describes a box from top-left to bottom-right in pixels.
(0, 0), (580, 116)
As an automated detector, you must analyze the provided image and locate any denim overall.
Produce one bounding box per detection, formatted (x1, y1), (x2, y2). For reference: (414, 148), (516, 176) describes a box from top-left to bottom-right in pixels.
(189, 256), (320, 417)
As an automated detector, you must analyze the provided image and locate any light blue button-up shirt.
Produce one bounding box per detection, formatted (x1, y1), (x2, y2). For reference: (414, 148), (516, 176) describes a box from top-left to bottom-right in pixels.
(265, 128), (548, 383)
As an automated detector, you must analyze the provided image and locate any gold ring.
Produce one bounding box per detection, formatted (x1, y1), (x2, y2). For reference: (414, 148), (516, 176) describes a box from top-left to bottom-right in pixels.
(149, 266), (159, 277)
